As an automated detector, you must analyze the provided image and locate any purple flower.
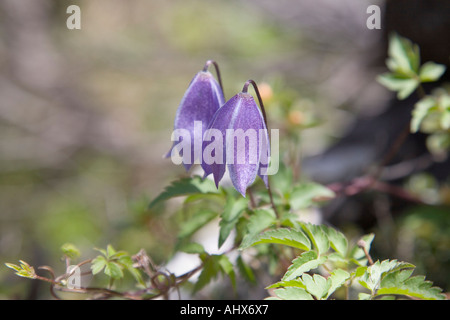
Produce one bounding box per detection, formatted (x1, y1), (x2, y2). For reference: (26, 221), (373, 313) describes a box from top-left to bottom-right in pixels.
(167, 61), (224, 171)
(202, 81), (270, 197)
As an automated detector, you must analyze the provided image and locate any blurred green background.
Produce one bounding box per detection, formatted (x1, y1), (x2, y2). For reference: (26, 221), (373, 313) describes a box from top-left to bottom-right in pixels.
(0, 0), (448, 299)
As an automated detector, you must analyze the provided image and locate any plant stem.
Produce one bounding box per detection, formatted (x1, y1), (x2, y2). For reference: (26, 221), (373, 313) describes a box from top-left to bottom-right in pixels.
(203, 60), (224, 97)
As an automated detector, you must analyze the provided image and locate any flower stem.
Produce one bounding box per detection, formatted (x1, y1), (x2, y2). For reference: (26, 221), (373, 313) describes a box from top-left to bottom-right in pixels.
(203, 60), (224, 97)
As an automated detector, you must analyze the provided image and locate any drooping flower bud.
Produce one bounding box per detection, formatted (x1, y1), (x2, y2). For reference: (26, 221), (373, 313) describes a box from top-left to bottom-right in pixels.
(202, 80), (270, 197)
(167, 61), (225, 171)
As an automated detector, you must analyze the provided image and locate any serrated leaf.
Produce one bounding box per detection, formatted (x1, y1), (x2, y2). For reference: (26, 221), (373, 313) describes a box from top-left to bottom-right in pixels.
(411, 97), (436, 133)
(91, 256), (107, 275)
(387, 33), (420, 75)
(149, 176), (220, 208)
(377, 74), (419, 100)
(323, 226), (348, 256)
(419, 62), (446, 82)
(282, 251), (326, 281)
(104, 261), (124, 279)
(326, 269), (350, 299)
(218, 196), (248, 248)
(272, 287), (313, 300)
(301, 223), (330, 255)
(289, 182), (335, 210)
(106, 244), (117, 259)
(266, 279), (307, 290)
(193, 254), (220, 293)
(378, 270), (445, 300)
(301, 273), (331, 300)
(239, 228), (311, 251)
(358, 260), (416, 293)
(240, 209), (276, 249)
(246, 209), (276, 236)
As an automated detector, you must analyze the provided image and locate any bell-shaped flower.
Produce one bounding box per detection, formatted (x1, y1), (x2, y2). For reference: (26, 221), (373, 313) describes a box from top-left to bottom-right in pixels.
(167, 61), (225, 171)
(202, 81), (270, 197)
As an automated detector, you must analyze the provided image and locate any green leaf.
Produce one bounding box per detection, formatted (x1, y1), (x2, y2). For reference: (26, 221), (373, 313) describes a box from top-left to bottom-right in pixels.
(323, 226), (348, 257)
(289, 182), (335, 210)
(378, 269), (445, 300)
(240, 209), (276, 248)
(301, 273), (331, 300)
(178, 209), (218, 239)
(301, 223), (330, 255)
(377, 73), (419, 100)
(218, 196), (248, 248)
(193, 254), (220, 293)
(239, 228), (311, 251)
(266, 279), (307, 290)
(387, 33), (420, 75)
(149, 176), (220, 208)
(282, 251), (327, 281)
(91, 256), (107, 275)
(358, 292), (371, 300)
(271, 287), (313, 300)
(326, 269), (350, 299)
(358, 260), (416, 293)
(246, 209), (277, 236)
(5, 263), (22, 273)
(411, 97), (436, 133)
(419, 62), (446, 82)
(441, 109), (450, 130)
(236, 255), (256, 285)
(179, 242), (205, 254)
(217, 255), (236, 290)
(106, 244), (117, 258)
(93, 247), (107, 257)
(104, 261), (124, 279)
(61, 243), (81, 260)
(5, 262), (36, 279)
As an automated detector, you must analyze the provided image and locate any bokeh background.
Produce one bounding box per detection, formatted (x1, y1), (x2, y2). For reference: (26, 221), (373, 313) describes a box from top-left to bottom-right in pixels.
(0, 0), (448, 299)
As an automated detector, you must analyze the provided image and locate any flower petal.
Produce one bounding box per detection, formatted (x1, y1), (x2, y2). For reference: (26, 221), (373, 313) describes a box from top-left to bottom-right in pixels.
(227, 93), (265, 196)
(167, 71), (224, 171)
(201, 94), (241, 186)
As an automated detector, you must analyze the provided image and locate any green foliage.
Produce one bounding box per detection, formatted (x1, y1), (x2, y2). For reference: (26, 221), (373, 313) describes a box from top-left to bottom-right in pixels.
(5, 261), (36, 279)
(255, 226), (445, 300)
(61, 243), (81, 260)
(377, 33), (446, 100)
(378, 33), (449, 156)
(91, 245), (144, 285)
(148, 176), (221, 209)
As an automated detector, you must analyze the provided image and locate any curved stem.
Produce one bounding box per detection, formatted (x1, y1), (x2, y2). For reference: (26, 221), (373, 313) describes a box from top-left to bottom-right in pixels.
(242, 79), (280, 219)
(203, 60), (224, 98)
(242, 80), (269, 129)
